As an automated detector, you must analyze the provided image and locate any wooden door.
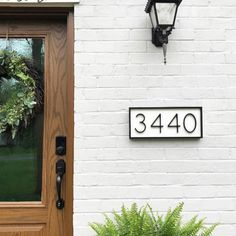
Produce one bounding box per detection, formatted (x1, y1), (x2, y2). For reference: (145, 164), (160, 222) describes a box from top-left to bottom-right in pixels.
(0, 9), (73, 236)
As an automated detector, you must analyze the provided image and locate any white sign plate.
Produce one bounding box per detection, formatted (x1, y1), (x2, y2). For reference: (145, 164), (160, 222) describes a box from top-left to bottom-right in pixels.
(129, 107), (203, 139)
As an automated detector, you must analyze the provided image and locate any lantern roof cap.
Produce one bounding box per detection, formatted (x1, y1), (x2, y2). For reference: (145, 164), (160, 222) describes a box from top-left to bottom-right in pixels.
(145, 0), (182, 13)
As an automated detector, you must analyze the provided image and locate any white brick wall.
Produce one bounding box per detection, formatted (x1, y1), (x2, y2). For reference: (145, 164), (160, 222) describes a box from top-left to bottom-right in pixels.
(74, 0), (236, 235)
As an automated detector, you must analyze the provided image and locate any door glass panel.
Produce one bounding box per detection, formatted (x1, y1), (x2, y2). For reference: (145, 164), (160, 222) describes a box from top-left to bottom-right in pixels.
(0, 38), (44, 201)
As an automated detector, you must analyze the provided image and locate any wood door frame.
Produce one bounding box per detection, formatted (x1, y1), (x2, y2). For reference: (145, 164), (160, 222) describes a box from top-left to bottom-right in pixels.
(0, 7), (74, 236)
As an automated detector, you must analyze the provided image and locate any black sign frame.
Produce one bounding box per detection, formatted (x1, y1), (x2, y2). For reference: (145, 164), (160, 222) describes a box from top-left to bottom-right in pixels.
(129, 107), (203, 139)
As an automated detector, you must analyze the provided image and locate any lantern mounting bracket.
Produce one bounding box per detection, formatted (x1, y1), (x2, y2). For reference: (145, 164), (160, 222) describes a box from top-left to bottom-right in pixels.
(152, 28), (171, 47)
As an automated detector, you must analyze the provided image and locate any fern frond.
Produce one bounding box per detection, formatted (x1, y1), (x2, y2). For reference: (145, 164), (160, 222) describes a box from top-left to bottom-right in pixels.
(158, 202), (183, 236)
(200, 224), (218, 236)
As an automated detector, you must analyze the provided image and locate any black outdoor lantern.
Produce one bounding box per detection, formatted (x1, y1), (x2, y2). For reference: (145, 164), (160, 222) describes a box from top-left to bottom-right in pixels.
(145, 0), (182, 64)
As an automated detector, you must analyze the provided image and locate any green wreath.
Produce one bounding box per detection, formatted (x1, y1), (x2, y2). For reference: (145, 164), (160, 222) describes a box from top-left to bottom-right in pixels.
(0, 50), (40, 139)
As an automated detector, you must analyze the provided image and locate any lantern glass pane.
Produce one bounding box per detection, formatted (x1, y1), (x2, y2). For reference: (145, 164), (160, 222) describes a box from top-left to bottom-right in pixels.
(150, 5), (157, 28)
(156, 3), (177, 26)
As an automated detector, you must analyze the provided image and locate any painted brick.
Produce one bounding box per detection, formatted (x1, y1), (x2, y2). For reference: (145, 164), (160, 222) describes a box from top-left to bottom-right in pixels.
(74, 0), (236, 235)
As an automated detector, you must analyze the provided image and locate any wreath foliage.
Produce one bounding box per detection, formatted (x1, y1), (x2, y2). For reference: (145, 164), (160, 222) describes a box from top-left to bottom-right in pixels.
(0, 49), (40, 139)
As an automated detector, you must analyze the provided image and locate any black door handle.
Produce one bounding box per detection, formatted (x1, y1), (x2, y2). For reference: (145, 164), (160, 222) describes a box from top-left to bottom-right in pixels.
(56, 159), (66, 209)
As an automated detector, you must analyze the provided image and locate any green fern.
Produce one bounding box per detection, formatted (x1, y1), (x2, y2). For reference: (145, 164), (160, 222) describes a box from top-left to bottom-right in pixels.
(89, 203), (218, 236)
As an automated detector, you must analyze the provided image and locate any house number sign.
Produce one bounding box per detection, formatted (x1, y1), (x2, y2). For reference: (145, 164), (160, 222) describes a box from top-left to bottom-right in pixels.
(129, 107), (203, 139)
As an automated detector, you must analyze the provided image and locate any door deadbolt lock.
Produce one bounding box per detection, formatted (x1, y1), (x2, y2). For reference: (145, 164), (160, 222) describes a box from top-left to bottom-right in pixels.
(56, 136), (66, 156)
